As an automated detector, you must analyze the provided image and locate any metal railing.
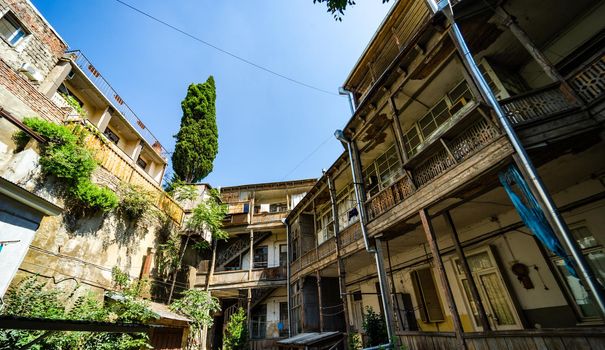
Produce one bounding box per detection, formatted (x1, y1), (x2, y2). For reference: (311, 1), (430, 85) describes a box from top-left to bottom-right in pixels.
(65, 50), (168, 158)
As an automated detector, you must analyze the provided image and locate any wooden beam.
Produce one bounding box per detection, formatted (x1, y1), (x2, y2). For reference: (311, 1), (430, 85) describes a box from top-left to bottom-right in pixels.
(419, 208), (466, 350)
(316, 270), (324, 332)
(444, 211), (491, 331)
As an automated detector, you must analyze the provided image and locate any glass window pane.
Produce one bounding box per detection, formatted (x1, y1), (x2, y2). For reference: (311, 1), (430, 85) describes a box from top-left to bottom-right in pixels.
(555, 258), (599, 318)
(480, 273), (516, 325)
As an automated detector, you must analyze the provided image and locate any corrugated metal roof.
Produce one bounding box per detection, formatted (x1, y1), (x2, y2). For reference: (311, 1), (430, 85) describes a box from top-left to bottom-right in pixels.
(277, 331), (341, 345)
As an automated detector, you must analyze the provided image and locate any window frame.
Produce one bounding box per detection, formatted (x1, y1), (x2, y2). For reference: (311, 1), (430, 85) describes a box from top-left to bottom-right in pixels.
(362, 144), (402, 197)
(400, 80), (473, 158)
(0, 11), (29, 47)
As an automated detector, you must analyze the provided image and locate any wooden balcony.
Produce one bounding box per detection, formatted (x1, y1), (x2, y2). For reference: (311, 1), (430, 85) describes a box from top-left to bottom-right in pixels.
(196, 266), (287, 289)
(82, 127), (184, 223)
(252, 211), (287, 225)
(366, 109), (502, 221)
(500, 83), (579, 124)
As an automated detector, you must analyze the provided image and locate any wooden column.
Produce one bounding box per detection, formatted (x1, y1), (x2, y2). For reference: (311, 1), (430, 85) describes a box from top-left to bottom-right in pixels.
(385, 240), (403, 331)
(249, 229), (254, 281)
(205, 240), (217, 291)
(444, 211), (491, 331)
(493, 7), (582, 104)
(388, 96), (409, 164)
(419, 209), (466, 350)
(247, 287), (252, 335)
(326, 174), (352, 337)
(316, 270), (324, 332)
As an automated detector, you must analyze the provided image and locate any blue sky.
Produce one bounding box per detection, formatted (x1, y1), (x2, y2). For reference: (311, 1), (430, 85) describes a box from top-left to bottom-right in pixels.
(32, 0), (393, 187)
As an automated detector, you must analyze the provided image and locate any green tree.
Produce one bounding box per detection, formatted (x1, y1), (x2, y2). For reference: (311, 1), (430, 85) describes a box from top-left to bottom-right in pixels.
(223, 308), (249, 350)
(172, 76), (218, 183)
(313, 0), (390, 20)
(170, 289), (221, 349)
(362, 306), (387, 347)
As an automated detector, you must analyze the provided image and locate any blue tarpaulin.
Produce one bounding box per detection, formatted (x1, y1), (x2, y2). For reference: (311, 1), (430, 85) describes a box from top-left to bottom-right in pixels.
(499, 164), (577, 277)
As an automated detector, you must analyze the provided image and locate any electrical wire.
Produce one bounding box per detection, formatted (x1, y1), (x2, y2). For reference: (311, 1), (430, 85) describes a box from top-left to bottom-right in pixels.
(280, 133), (334, 180)
(114, 0), (340, 96)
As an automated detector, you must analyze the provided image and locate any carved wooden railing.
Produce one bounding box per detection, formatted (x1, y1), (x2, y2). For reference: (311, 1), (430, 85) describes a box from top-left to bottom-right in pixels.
(500, 83), (578, 124)
(340, 221), (362, 248)
(569, 53), (605, 104)
(366, 117), (500, 220)
(300, 249), (318, 270)
(252, 211), (287, 224)
(317, 237), (336, 259)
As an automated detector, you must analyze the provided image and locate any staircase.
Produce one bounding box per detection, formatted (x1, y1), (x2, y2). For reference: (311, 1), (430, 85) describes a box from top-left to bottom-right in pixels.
(223, 287), (277, 324)
(215, 231), (272, 270)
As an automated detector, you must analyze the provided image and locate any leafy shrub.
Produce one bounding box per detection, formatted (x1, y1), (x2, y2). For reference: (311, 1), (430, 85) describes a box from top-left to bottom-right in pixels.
(118, 183), (154, 220)
(0, 275), (155, 349)
(21, 117), (118, 212)
(170, 289), (220, 348)
(61, 93), (87, 117)
(71, 180), (119, 212)
(223, 307), (249, 350)
(348, 333), (362, 350)
(362, 306), (388, 347)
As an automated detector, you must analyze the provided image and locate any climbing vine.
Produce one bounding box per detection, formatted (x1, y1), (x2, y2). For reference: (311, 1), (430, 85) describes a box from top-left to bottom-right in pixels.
(61, 93), (87, 117)
(18, 117), (118, 212)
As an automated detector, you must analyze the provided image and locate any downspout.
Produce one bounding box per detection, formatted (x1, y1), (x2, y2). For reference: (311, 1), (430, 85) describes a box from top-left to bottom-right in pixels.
(335, 87), (396, 345)
(283, 218), (292, 337)
(427, 0), (605, 317)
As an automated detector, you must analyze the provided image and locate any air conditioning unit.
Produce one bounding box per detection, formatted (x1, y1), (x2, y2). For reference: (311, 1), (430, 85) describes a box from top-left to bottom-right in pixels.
(19, 63), (43, 82)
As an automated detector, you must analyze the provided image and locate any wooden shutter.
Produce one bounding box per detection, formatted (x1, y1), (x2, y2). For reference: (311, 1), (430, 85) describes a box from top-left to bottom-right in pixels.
(411, 267), (445, 323)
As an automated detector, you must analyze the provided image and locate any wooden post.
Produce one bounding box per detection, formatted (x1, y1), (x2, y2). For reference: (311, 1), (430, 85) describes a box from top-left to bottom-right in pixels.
(443, 211), (491, 331)
(205, 239), (217, 291)
(316, 270), (324, 332)
(388, 96), (409, 164)
(493, 6), (582, 104)
(419, 209), (466, 349)
(326, 174), (352, 339)
(386, 240), (404, 331)
(249, 229), (254, 281)
(247, 287), (252, 336)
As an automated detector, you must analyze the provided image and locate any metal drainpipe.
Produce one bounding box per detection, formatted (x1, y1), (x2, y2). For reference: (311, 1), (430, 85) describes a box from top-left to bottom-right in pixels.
(427, 0), (605, 317)
(283, 218), (292, 338)
(335, 123), (396, 344)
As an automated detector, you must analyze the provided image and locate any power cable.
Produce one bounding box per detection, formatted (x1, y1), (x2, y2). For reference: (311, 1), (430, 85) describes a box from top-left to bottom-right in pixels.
(114, 0), (341, 96)
(280, 133), (334, 180)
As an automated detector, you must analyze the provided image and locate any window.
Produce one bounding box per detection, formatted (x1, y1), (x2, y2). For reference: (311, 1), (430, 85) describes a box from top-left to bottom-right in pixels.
(0, 12), (27, 46)
(253, 246), (268, 269)
(402, 126), (422, 158)
(103, 128), (119, 145)
(279, 244), (287, 267)
(251, 304), (267, 339)
(552, 225), (604, 320)
(336, 185), (358, 229)
(270, 203), (287, 213)
(279, 302), (289, 336)
(401, 80), (475, 158)
(362, 144), (402, 197)
(136, 156), (147, 170)
(453, 247), (522, 330)
(243, 203), (249, 214)
(351, 290), (364, 331)
(315, 206), (334, 245)
(410, 267), (445, 323)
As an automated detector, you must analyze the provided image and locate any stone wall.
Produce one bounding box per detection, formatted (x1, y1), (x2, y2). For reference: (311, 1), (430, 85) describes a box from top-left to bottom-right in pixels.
(0, 0), (67, 81)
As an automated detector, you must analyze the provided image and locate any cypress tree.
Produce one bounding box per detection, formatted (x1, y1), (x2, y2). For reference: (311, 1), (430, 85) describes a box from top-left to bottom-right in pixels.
(172, 76), (218, 183)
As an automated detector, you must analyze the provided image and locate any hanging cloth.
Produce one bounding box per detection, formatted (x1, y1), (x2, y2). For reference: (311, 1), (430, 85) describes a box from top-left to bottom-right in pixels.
(498, 164), (577, 277)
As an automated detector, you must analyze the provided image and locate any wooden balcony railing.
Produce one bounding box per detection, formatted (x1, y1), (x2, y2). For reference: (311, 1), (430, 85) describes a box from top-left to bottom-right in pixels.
(197, 266), (287, 288)
(82, 129), (184, 223)
(317, 237), (336, 259)
(367, 117), (500, 220)
(252, 211), (287, 224)
(569, 53), (605, 104)
(500, 83), (579, 124)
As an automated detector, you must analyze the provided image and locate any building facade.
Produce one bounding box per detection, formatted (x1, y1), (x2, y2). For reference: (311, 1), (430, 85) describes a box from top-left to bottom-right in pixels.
(194, 180), (314, 350)
(0, 1), (188, 348)
(287, 0), (605, 348)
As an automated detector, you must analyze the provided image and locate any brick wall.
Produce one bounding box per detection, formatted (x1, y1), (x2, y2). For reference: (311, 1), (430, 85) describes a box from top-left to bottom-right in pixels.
(0, 0), (67, 82)
(0, 58), (66, 122)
